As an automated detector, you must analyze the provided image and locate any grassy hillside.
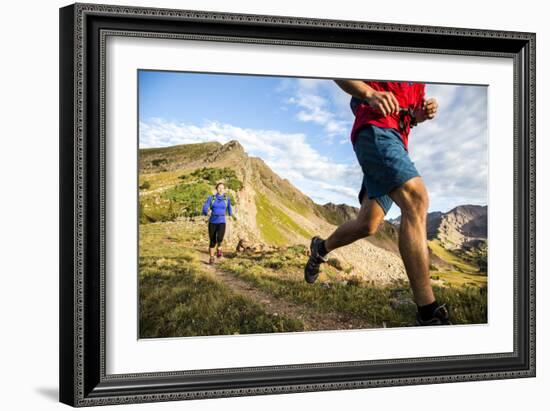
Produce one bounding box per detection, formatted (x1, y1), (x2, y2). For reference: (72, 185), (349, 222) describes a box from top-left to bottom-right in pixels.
(140, 141), (221, 173)
(255, 190), (313, 246)
(139, 166), (239, 224)
(428, 239), (487, 287)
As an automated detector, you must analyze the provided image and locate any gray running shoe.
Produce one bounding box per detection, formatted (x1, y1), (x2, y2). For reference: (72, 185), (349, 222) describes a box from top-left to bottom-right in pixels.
(304, 236), (328, 284)
(415, 304), (452, 326)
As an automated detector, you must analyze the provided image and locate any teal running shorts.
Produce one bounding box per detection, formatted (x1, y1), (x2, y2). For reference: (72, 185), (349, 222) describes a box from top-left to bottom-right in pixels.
(353, 124), (420, 215)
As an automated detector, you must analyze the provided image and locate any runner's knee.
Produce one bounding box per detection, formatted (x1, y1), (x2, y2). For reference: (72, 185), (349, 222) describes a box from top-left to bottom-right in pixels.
(400, 195), (428, 221)
(396, 181), (429, 218)
(357, 219), (379, 237)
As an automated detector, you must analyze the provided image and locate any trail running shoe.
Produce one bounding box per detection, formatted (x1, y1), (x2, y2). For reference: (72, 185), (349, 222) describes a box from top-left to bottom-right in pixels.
(209, 256), (215, 265)
(216, 249), (222, 258)
(415, 304), (452, 326)
(304, 236), (328, 284)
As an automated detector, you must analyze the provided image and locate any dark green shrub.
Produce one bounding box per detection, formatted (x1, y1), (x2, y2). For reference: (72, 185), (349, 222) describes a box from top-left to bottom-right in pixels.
(190, 167), (243, 191)
(151, 158), (168, 167)
(163, 181), (212, 218)
(346, 276), (362, 287)
(226, 178), (243, 191)
(265, 259), (284, 270)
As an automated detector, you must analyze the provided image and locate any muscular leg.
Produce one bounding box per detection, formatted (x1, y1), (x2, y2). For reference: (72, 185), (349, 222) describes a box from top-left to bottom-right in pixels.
(304, 188), (387, 285)
(324, 194), (386, 253)
(388, 176), (434, 306)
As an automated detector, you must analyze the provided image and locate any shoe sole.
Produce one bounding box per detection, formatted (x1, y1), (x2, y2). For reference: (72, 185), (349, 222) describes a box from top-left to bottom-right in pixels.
(304, 237), (322, 284)
(304, 270), (318, 284)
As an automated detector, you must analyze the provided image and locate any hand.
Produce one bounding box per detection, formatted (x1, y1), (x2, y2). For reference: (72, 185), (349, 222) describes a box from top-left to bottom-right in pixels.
(365, 90), (400, 117)
(415, 97), (438, 123)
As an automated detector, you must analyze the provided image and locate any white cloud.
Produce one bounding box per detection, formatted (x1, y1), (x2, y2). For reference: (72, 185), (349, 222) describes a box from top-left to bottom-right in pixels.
(316, 181), (358, 198)
(408, 84), (488, 212)
(140, 118), (360, 204)
(281, 78), (353, 142)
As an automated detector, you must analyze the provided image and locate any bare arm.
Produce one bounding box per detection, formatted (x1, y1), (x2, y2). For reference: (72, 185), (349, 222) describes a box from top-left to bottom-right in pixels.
(333, 79), (400, 116)
(333, 80), (375, 100)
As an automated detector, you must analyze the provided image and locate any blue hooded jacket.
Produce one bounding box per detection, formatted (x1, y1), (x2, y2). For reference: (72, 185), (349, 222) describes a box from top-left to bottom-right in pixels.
(201, 193), (233, 224)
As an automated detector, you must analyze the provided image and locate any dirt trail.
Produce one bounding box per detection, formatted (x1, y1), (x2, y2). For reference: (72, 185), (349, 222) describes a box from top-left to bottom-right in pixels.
(197, 250), (371, 331)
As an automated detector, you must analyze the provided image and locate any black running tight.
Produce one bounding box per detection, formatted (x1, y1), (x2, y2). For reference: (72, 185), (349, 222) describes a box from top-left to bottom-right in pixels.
(208, 222), (226, 248)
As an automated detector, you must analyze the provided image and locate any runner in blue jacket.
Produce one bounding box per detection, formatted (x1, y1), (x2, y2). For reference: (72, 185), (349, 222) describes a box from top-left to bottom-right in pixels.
(201, 182), (233, 264)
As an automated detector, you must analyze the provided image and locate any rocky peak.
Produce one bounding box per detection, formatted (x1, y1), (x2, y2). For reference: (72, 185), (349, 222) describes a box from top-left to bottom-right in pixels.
(439, 204), (487, 241)
(222, 140), (245, 152)
(206, 140), (246, 163)
(387, 205), (487, 251)
(320, 202), (359, 225)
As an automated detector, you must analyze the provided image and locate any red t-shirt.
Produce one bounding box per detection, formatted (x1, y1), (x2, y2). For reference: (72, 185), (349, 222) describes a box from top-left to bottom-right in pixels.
(350, 81), (426, 150)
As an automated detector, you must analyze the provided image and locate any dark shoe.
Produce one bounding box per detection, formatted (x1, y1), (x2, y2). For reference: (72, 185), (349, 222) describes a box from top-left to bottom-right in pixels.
(216, 249), (222, 258)
(304, 236), (328, 284)
(209, 256), (215, 265)
(415, 304), (452, 326)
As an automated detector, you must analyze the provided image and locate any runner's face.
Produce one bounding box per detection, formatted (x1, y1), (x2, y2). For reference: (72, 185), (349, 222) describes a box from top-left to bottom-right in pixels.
(217, 184), (225, 194)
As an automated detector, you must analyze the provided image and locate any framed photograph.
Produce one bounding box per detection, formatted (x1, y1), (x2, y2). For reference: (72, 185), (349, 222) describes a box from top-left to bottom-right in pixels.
(59, 2), (536, 407)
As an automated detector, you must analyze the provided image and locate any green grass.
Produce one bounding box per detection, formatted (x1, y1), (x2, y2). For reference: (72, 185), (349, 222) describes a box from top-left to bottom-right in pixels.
(427, 239), (487, 288)
(431, 270), (487, 287)
(139, 198), (180, 224)
(139, 255), (304, 338)
(139, 223), (304, 338)
(428, 240), (480, 273)
(138, 206), (486, 333)
(138, 169), (183, 192)
(220, 258), (414, 326)
(218, 248), (487, 327)
(255, 191), (312, 245)
(456, 241), (488, 272)
(139, 220), (203, 257)
(162, 180), (214, 218)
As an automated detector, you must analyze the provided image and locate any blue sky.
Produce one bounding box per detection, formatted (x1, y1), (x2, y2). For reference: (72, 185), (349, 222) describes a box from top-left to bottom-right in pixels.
(139, 70), (487, 219)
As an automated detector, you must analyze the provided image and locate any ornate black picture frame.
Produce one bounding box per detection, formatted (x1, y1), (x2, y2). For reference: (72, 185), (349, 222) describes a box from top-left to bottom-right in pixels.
(59, 2), (536, 407)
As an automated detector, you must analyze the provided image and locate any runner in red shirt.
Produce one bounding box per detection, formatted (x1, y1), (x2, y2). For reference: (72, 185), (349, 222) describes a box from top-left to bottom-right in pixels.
(304, 80), (451, 326)
(349, 81), (426, 150)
